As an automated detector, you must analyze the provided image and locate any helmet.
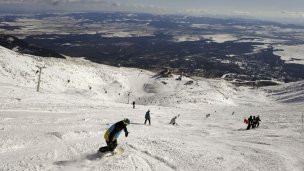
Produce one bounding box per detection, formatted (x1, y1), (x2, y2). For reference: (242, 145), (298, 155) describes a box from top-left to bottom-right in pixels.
(123, 118), (130, 125)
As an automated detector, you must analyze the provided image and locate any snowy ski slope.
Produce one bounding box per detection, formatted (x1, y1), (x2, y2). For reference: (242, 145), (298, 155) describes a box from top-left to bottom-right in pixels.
(0, 46), (303, 171)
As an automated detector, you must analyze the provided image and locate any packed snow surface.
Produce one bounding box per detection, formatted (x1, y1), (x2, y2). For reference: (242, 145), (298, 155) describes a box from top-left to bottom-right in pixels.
(0, 46), (303, 171)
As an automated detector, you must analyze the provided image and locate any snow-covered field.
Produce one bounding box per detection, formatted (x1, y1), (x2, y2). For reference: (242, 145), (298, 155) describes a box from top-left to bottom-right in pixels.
(273, 45), (304, 65)
(173, 34), (238, 43)
(0, 46), (304, 171)
(202, 34), (239, 43)
(0, 17), (155, 38)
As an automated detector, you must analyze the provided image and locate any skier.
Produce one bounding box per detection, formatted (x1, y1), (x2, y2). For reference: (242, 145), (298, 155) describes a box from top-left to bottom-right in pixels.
(246, 116), (253, 130)
(98, 118), (130, 153)
(244, 118), (248, 124)
(169, 116), (177, 125)
(132, 101), (135, 109)
(252, 116), (256, 128)
(255, 115), (261, 127)
(144, 110), (151, 125)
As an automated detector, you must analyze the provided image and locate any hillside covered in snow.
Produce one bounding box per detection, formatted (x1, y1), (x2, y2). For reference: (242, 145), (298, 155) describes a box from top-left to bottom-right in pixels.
(0, 46), (303, 171)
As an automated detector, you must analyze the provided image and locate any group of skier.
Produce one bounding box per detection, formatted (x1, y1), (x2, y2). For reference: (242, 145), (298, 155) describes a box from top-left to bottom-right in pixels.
(98, 108), (263, 155)
(244, 115), (261, 130)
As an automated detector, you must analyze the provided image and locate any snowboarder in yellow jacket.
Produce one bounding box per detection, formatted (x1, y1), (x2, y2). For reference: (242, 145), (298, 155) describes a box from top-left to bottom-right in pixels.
(98, 118), (130, 153)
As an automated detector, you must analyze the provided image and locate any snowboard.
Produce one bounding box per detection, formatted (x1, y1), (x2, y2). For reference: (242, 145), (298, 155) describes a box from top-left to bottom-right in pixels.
(98, 146), (124, 157)
(87, 146), (124, 160)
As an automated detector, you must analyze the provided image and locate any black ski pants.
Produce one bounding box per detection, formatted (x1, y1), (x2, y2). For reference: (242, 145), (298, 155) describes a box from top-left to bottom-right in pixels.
(144, 118), (151, 125)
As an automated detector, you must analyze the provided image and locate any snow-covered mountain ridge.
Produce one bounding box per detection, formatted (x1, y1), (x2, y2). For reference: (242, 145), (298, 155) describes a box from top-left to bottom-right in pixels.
(0, 45), (269, 107)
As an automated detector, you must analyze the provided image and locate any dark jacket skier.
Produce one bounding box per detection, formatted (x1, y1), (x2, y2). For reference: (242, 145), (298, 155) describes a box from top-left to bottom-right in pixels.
(144, 110), (151, 125)
(252, 116), (257, 128)
(99, 118), (130, 153)
(247, 116), (253, 130)
(170, 116), (177, 125)
(255, 116), (261, 127)
(132, 101), (135, 109)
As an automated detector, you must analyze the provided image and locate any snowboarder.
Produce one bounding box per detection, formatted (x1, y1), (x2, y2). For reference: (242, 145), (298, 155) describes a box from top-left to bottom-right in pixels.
(246, 116), (253, 130)
(132, 101), (135, 109)
(98, 118), (130, 153)
(144, 110), (151, 125)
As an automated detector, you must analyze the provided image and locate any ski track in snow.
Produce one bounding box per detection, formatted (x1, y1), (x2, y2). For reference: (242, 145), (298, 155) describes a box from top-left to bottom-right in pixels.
(0, 46), (304, 171)
(126, 143), (176, 171)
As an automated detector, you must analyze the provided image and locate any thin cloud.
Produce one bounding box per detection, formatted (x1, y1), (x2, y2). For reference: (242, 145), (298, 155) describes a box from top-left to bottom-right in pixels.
(130, 3), (168, 14)
(111, 2), (120, 7)
(130, 3), (208, 16)
(232, 10), (250, 16)
(282, 11), (304, 17)
(0, 0), (109, 5)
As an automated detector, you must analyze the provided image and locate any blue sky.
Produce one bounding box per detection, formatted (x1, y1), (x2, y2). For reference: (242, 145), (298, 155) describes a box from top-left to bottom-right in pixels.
(0, 0), (303, 23)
